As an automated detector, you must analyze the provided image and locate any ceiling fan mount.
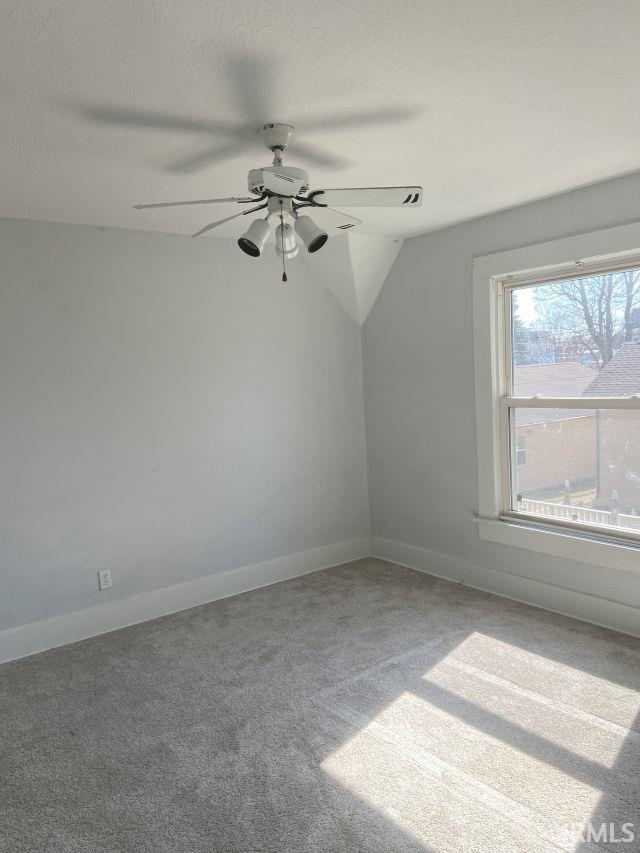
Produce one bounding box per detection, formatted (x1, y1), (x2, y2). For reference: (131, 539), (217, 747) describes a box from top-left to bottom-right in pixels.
(257, 122), (295, 155)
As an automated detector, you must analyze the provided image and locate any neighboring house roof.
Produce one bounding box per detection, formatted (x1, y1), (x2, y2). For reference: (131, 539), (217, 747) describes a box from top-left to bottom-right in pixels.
(582, 342), (640, 397)
(514, 363), (596, 427)
(514, 362), (596, 397)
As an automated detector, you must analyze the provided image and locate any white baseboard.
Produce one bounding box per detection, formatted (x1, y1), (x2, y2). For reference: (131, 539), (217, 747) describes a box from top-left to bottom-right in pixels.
(371, 537), (640, 639)
(4, 534), (637, 664)
(0, 537), (370, 664)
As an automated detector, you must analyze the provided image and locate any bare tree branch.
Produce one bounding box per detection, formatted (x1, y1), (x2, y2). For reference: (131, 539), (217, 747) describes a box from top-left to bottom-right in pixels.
(528, 271), (640, 367)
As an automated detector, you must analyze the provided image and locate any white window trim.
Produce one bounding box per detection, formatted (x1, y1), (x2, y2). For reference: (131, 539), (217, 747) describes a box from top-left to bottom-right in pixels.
(473, 220), (640, 575)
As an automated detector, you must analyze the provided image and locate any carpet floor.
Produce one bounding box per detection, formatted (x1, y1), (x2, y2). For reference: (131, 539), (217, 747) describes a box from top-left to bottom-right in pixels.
(1, 558), (639, 852)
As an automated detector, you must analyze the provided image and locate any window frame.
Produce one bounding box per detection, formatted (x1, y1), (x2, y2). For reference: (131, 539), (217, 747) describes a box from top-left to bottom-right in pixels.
(473, 221), (640, 574)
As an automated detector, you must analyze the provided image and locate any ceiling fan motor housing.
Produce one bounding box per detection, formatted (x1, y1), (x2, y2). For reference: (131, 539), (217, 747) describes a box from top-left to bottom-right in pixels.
(248, 166), (309, 198)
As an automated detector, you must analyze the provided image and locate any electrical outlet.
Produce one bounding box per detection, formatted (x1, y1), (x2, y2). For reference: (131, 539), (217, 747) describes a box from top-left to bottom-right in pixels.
(98, 569), (113, 591)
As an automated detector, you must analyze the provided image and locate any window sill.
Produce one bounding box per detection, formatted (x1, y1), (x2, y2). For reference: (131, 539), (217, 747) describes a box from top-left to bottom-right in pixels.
(477, 516), (640, 575)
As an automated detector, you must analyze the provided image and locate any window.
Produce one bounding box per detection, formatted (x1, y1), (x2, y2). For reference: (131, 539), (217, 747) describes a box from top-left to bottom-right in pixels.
(505, 271), (640, 541)
(473, 221), (640, 573)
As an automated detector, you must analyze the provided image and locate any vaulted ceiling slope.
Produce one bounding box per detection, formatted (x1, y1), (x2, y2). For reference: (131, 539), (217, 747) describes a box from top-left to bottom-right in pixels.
(304, 235), (403, 325)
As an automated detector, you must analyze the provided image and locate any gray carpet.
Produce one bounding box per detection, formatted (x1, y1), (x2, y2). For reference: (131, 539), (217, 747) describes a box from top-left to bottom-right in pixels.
(1, 559), (639, 852)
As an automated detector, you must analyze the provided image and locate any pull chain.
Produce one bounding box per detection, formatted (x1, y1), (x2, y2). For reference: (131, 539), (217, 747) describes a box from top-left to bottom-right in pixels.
(279, 201), (287, 283)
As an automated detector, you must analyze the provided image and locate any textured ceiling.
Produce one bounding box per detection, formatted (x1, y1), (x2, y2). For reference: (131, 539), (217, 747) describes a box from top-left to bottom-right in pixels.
(2, 0), (640, 242)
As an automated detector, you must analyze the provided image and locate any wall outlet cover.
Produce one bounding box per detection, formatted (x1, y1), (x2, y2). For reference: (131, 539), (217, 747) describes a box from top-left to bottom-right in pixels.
(98, 570), (113, 591)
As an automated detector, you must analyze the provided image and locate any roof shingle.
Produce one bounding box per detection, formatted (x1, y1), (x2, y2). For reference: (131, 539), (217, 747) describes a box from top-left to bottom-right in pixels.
(583, 342), (640, 397)
(514, 362), (595, 426)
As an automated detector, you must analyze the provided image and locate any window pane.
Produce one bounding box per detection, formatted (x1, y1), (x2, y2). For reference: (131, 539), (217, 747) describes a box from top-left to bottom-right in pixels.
(511, 271), (640, 397)
(511, 407), (640, 534)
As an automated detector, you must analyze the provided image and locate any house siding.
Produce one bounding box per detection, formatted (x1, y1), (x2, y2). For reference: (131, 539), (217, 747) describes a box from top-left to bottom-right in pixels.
(597, 410), (640, 512)
(516, 415), (596, 495)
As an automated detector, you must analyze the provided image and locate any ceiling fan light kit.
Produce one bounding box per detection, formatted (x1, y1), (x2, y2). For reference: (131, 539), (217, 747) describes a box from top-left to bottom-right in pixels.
(294, 215), (328, 253)
(238, 218), (270, 257)
(275, 222), (299, 259)
(133, 122), (422, 279)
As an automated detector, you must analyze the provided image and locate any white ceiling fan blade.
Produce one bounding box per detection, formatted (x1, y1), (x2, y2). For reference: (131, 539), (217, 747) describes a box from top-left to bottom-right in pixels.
(191, 212), (248, 238)
(326, 206), (361, 224)
(309, 206), (362, 234)
(133, 197), (255, 210)
(191, 202), (267, 238)
(310, 186), (423, 208)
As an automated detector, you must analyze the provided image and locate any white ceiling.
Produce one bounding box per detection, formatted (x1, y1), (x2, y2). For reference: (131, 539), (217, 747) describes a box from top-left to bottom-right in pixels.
(2, 0), (640, 242)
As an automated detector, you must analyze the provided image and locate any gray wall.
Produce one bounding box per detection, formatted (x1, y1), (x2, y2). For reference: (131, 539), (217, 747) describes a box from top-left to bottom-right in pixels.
(363, 172), (640, 609)
(0, 219), (369, 630)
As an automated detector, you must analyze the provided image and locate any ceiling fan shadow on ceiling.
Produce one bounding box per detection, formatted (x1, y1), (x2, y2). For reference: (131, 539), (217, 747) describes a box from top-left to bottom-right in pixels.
(79, 52), (421, 174)
(132, 122), (423, 282)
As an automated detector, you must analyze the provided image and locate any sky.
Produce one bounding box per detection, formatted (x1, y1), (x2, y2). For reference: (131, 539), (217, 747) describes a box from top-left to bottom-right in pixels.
(514, 287), (536, 326)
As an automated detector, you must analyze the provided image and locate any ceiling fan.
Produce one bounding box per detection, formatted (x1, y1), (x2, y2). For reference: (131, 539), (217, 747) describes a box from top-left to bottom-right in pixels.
(133, 122), (422, 280)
